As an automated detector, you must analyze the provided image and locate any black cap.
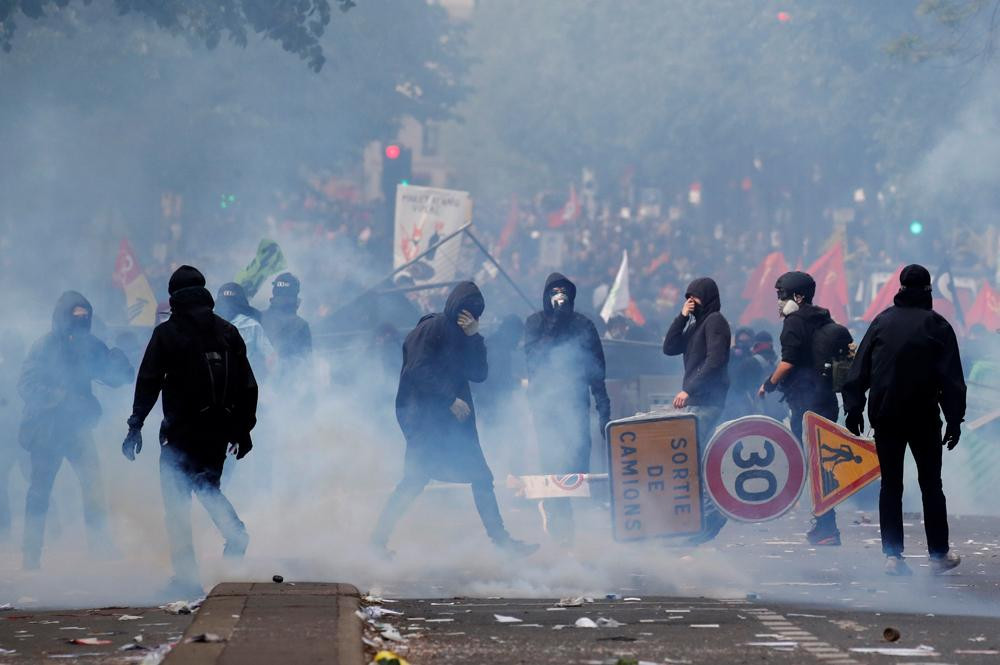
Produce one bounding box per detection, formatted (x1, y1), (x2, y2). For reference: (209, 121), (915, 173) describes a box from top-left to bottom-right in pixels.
(272, 272), (300, 297)
(900, 264), (932, 290)
(775, 271), (816, 302)
(168, 265), (206, 295)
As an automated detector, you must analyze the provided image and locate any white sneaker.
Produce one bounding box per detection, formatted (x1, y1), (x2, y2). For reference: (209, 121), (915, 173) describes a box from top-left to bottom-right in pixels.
(930, 552), (961, 575)
(884, 555), (913, 576)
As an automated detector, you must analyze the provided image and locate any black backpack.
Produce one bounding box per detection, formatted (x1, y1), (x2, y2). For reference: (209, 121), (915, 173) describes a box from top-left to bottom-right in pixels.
(812, 321), (854, 391)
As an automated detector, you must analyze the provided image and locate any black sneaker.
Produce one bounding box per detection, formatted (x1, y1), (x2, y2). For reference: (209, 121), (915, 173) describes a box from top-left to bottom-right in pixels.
(494, 537), (540, 558)
(806, 519), (841, 546)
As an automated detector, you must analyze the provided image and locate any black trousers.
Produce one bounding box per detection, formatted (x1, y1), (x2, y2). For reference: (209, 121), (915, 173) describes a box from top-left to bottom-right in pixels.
(874, 423), (949, 557)
(372, 473), (507, 547)
(789, 392), (839, 529)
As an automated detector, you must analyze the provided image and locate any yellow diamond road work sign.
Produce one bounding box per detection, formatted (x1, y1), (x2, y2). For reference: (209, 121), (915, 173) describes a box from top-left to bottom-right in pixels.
(803, 411), (881, 516)
(607, 414), (702, 541)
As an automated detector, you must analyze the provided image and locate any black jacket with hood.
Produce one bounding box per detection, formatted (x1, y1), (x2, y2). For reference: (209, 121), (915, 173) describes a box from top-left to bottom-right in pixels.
(18, 291), (133, 449)
(129, 267), (258, 465)
(524, 273), (611, 472)
(395, 281), (492, 483)
(842, 287), (966, 430)
(663, 278), (731, 408)
(777, 303), (836, 400)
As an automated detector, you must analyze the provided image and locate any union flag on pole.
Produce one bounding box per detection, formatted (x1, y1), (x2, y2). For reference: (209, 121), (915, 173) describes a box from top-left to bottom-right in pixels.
(739, 252), (788, 325)
(547, 184), (580, 228)
(112, 239), (157, 326)
(966, 281), (1000, 331)
(806, 244), (849, 324)
(861, 266), (903, 321)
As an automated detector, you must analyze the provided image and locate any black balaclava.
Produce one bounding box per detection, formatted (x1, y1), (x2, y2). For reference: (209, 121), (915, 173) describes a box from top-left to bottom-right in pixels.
(444, 281), (485, 329)
(894, 264), (933, 310)
(734, 326), (754, 353)
(52, 291), (93, 337)
(270, 272), (301, 313)
(215, 282), (261, 323)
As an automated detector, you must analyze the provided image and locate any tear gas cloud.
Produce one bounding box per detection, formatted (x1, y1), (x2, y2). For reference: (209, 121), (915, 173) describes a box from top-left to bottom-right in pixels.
(1, 1), (1000, 616)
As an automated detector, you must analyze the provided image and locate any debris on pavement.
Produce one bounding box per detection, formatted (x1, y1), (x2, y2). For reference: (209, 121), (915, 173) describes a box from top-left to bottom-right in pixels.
(187, 633), (225, 643)
(574, 617), (598, 628)
(557, 597), (586, 607)
(272, 575), (284, 583)
(119, 614), (143, 621)
(850, 644), (938, 656)
(493, 614), (523, 623)
(0, 604), (13, 611)
(882, 627), (901, 642)
(0, 648), (16, 656)
(160, 600), (202, 615)
(596, 617), (625, 628)
(68, 637), (113, 645)
(363, 607), (404, 620)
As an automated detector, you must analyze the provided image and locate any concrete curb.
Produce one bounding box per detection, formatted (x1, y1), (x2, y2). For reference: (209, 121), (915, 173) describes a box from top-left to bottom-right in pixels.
(163, 582), (363, 665)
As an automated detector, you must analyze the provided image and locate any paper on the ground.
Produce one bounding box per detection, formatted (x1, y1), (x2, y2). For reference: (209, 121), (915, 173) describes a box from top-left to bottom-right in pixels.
(575, 617), (598, 628)
(494, 614), (523, 624)
(849, 645), (938, 656)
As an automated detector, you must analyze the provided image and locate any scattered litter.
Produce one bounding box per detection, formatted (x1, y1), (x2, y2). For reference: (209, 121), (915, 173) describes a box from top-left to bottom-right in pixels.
(606, 594), (621, 600)
(47, 653), (106, 659)
(596, 617), (625, 628)
(374, 650), (410, 665)
(883, 627), (901, 642)
(424, 618), (454, 623)
(362, 607), (404, 620)
(849, 645), (938, 656)
(623, 597), (642, 602)
(0, 604), (12, 612)
(955, 649), (999, 655)
(969, 636), (987, 642)
(119, 643), (149, 652)
(442, 632), (466, 636)
(514, 624), (544, 628)
(59, 626), (88, 631)
(552, 625), (567, 630)
(119, 615), (143, 621)
(494, 614), (522, 624)
(187, 633), (225, 643)
(690, 624), (720, 628)
(546, 607), (567, 611)
(0, 648), (15, 655)
(745, 642), (799, 648)
(272, 575), (284, 583)
(430, 602), (455, 606)
(664, 609), (690, 613)
(557, 597), (585, 607)
(380, 626), (405, 643)
(363, 594), (398, 605)
(160, 600), (202, 615)
(69, 638), (112, 646)
(575, 617), (598, 628)
(786, 613), (826, 618)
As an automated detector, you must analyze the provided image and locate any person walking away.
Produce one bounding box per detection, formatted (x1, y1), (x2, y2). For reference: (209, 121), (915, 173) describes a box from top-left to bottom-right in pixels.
(371, 281), (538, 558)
(17, 292), (133, 569)
(842, 264), (964, 576)
(663, 277), (731, 544)
(758, 271), (851, 546)
(524, 273), (611, 547)
(122, 266), (257, 598)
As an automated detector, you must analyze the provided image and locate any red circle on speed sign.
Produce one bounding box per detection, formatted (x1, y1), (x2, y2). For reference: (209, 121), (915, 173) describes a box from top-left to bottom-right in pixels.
(703, 416), (805, 522)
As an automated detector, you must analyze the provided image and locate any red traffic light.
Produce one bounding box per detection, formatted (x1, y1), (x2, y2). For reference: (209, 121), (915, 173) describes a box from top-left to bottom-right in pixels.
(385, 144), (401, 160)
(777, 11), (791, 22)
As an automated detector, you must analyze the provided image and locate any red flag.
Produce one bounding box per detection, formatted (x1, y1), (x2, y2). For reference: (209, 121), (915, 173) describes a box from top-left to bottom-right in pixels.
(861, 266), (903, 321)
(807, 244), (849, 323)
(739, 252), (789, 325)
(965, 282), (1000, 331)
(497, 195), (519, 254)
(547, 184), (580, 228)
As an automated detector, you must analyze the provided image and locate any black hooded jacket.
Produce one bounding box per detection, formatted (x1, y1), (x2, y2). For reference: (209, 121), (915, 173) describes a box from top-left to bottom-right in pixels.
(262, 299), (312, 361)
(129, 283), (258, 460)
(18, 291), (133, 449)
(524, 273), (611, 471)
(842, 287), (966, 430)
(395, 281), (492, 483)
(663, 278), (731, 408)
(777, 303), (835, 399)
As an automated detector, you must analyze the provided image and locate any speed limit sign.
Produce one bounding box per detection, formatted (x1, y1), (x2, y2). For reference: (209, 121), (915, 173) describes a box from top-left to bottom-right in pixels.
(703, 416), (805, 522)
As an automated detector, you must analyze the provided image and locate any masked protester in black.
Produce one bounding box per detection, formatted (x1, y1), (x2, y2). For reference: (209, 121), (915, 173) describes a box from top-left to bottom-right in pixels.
(17, 292), (133, 569)
(758, 271), (843, 546)
(371, 281), (538, 558)
(723, 327), (761, 420)
(842, 265), (965, 576)
(524, 273), (611, 546)
(663, 277), (731, 544)
(261, 272), (312, 364)
(123, 266), (258, 597)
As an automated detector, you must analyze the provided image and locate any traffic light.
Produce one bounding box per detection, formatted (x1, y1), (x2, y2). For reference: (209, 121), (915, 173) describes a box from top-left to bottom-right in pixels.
(382, 144), (412, 205)
(909, 220), (923, 235)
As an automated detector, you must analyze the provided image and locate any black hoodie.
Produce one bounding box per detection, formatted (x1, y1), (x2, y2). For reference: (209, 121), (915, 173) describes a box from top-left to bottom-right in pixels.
(663, 278), (731, 407)
(394, 281), (492, 483)
(129, 271), (257, 461)
(842, 287), (966, 430)
(18, 291), (133, 448)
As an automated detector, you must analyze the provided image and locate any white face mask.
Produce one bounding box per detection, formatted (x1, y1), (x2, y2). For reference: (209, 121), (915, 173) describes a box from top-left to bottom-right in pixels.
(551, 292), (569, 309)
(779, 299), (799, 318)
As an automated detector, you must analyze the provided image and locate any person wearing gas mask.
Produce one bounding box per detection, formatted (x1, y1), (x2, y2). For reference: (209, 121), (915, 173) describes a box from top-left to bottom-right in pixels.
(215, 282), (275, 379)
(524, 273), (611, 547)
(17, 292), (133, 569)
(758, 271), (847, 546)
(261, 272), (311, 367)
(663, 277), (731, 544)
(122, 266), (257, 598)
(842, 265), (965, 575)
(723, 327), (761, 420)
(371, 281), (538, 558)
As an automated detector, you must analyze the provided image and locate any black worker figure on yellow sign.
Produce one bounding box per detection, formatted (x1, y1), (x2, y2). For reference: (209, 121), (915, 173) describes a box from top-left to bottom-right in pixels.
(818, 440), (863, 497)
(370, 281), (539, 559)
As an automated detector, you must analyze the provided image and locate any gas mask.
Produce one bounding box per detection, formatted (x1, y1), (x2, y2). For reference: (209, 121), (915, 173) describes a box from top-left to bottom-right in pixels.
(778, 298), (799, 318)
(550, 290), (570, 316)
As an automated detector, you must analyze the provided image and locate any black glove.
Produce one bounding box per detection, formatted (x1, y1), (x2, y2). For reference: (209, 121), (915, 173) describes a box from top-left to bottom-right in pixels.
(230, 433), (253, 460)
(122, 428), (142, 461)
(845, 411), (864, 437)
(943, 422), (961, 451)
